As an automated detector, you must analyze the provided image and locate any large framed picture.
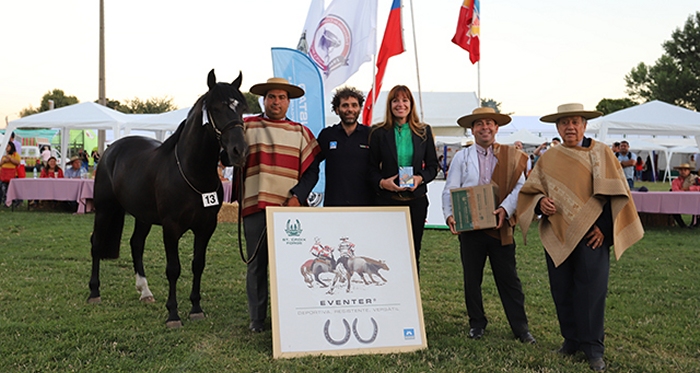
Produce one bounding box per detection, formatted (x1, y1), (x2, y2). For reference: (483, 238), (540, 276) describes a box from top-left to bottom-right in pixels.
(266, 206), (427, 358)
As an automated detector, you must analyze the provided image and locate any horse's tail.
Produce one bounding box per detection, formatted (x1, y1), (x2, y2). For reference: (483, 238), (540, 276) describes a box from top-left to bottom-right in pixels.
(91, 173), (126, 260)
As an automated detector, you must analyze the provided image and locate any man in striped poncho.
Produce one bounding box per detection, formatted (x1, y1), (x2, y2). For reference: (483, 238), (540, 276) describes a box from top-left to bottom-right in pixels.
(243, 77), (321, 333)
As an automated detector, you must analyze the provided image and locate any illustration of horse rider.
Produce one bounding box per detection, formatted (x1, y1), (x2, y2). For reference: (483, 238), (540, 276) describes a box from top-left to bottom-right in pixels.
(337, 236), (356, 258)
(310, 237), (333, 261)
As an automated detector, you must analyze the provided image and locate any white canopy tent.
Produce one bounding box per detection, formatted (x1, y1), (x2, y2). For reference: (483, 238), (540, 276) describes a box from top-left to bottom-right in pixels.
(1, 102), (126, 163)
(587, 100), (700, 148)
(497, 129), (546, 146)
(122, 107), (190, 141)
(586, 100), (700, 183)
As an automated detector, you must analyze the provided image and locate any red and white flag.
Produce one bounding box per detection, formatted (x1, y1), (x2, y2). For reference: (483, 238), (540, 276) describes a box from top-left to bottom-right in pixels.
(362, 0), (404, 126)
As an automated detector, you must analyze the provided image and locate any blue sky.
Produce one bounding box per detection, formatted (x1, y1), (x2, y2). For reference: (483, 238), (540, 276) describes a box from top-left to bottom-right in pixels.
(1, 0), (698, 125)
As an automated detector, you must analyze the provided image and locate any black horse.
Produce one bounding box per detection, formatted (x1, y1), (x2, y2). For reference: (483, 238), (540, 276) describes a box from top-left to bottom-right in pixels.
(88, 70), (248, 328)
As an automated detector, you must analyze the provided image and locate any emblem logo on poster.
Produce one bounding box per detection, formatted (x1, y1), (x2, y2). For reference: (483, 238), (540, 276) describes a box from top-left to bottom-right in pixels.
(285, 219), (303, 236)
(403, 328), (415, 340)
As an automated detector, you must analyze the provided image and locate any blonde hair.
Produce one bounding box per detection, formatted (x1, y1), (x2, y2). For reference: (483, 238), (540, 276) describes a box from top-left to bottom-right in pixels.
(376, 85), (427, 139)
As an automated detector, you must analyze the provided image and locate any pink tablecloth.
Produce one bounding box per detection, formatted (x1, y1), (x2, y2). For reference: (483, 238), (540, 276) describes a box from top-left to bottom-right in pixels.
(5, 178), (95, 214)
(631, 191), (700, 215)
(222, 181), (232, 202)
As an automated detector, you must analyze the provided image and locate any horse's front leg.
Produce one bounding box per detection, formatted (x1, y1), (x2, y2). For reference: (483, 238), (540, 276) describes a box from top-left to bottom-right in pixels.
(189, 227), (214, 321)
(88, 246), (102, 303)
(162, 225), (183, 328)
(131, 220), (154, 303)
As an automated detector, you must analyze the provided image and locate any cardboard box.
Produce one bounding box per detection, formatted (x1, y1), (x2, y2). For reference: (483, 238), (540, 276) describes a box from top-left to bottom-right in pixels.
(450, 184), (499, 232)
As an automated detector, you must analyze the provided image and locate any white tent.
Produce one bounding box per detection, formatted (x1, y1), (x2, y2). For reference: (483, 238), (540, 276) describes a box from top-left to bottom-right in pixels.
(123, 107), (190, 140)
(587, 101), (700, 148)
(497, 129), (546, 146)
(1, 102), (126, 163)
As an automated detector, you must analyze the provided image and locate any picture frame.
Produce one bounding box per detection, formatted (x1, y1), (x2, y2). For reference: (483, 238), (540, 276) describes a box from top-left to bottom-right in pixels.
(266, 206), (427, 358)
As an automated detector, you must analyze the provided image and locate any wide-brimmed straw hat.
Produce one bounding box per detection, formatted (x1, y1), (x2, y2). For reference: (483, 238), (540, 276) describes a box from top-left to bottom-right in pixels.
(69, 156), (80, 163)
(249, 77), (304, 99)
(457, 107), (512, 128)
(540, 103), (602, 123)
(674, 163), (693, 170)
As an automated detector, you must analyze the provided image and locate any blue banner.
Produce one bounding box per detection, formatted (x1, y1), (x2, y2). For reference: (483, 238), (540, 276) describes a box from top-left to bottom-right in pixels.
(271, 47), (327, 204)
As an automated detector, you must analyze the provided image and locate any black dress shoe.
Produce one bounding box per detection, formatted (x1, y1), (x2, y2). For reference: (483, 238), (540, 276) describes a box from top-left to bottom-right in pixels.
(588, 357), (606, 371)
(468, 327), (484, 340)
(249, 321), (265, 333)
(517, 332), (537, 344)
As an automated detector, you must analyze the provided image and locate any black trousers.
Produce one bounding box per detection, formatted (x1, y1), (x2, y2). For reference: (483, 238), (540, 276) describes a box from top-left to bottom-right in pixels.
(458, 230), (529, 336)
(243, 211), (269, 324)
(377, 195), (428, 275)
(546, 240), (610, 359)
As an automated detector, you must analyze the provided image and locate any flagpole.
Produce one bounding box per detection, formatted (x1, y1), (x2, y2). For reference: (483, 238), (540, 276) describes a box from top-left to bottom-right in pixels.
(408, 0), (424, 122)
(477, 61), (481, 105)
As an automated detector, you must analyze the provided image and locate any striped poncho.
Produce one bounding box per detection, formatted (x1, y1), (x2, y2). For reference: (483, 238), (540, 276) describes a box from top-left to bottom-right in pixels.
(242, 115), (320, 217)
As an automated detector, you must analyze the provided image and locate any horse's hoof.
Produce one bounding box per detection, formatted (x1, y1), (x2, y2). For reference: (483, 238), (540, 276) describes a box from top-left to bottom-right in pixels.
(87, 297), (102, 304)
(166, 320), (183, 329)
(140, 296), (155, 304)
(189, 312), (205, 321)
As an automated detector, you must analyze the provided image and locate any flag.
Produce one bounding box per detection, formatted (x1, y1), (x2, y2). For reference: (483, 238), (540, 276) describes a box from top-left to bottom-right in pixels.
(297, 0), (325, 54)
(305, 0), (377, 96)
(452, 0), (480, 64)
(271, 47), (327, 201)
(363, 0), (404, 126)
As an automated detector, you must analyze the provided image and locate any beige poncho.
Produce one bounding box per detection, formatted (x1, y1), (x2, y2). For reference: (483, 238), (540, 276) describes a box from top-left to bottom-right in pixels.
(516, 139), (644, 267)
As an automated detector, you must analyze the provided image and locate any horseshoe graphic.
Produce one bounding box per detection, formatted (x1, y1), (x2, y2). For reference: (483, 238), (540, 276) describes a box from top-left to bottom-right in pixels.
(352, 317), (379, 344)
(323, 319), (351, 345)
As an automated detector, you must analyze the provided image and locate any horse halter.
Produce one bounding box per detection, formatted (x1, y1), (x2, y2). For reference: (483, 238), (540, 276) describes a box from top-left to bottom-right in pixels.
(201, 101), (244, 143)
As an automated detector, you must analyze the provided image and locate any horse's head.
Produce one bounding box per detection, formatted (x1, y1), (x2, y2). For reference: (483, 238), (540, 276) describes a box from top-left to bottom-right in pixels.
(203, 69), (248, 168)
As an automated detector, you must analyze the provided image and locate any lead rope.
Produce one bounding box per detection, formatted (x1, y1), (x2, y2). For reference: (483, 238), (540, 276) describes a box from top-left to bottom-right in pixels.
(237, 165), (263, 265)
(175, 143), (220, 195)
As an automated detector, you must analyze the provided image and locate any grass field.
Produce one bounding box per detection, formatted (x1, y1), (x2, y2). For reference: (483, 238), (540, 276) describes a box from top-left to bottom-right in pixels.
(0, 181), (699, 372)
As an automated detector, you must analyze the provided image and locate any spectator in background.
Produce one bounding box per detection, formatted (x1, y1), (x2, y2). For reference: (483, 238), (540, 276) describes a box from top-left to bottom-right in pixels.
(78, 149), (89, 171)
(611, 142), (620, 154)
(10, 132), (22, 156)
(40, 157), (64, 178)
(688, 154), (697, 175)
(635, 156), (644, 181)
(616, 140), (637, 189)
(671, 163), (700, 228)
(1, 142), (21, 206)
(41, 146), (51, 167)
(64, 156), (84, 179)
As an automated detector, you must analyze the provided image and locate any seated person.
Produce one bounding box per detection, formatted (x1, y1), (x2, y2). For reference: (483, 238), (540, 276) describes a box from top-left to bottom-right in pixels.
(40, 157), (64, 178)
(64, 156), (84, 179)
(671, 163), (700, 228)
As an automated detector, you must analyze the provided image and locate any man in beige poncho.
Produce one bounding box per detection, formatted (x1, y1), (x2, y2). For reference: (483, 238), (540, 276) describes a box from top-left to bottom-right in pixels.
(517, 103), (644, 372)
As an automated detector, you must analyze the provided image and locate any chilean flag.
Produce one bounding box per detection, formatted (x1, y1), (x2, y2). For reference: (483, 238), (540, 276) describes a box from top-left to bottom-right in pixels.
(362, 0), (404, 126)
(452, 0), (480, 64)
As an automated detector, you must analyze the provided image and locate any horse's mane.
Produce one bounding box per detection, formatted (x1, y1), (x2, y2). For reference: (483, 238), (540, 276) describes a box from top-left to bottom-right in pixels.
(159, 97), (205, 152)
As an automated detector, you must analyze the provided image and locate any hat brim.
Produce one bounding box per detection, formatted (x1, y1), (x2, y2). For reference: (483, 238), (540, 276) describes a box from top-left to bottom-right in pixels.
(457, 113), (512, 128)
(540, 110), (602, 123)
(673, 166), (692, 170)
(249, 83), (304, 99)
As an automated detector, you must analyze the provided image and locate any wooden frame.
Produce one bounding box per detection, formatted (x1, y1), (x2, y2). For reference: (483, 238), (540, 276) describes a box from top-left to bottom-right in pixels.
(266, 206), (427, 358)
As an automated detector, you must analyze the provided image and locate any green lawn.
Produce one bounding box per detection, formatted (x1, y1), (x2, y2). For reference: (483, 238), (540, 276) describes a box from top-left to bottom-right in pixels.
(0, 186), (698, 372)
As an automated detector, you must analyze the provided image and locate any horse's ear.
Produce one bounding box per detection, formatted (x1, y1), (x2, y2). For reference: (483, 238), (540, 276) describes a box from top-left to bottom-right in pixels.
(207, 69), (216, 90)
(232, 71), (243, 90)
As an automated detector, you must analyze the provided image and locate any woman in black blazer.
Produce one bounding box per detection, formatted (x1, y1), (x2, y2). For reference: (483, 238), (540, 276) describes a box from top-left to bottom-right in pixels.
(368, 85), (438, 275)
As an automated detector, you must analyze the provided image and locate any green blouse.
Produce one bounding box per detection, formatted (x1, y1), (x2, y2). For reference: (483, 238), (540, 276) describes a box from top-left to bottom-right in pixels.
(394, 123), (413, 167)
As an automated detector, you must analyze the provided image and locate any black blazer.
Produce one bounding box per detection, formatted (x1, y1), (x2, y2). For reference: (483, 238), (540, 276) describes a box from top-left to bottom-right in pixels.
(368, 124), (439, 200)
